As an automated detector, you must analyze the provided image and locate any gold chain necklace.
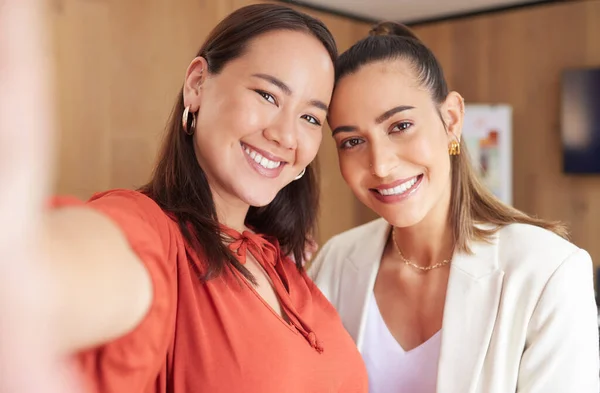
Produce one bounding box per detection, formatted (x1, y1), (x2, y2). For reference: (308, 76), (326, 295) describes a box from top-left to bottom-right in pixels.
(391, 228), (453, 272)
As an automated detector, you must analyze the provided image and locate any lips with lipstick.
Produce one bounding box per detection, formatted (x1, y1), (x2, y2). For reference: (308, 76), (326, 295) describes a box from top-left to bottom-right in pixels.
(242, 142), (282, 169)
(241, 142), (289, 178)
(370, 174), (423, 202)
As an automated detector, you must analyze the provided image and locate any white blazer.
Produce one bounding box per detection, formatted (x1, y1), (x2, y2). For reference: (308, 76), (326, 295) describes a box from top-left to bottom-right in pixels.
(309, 218), (600, 393)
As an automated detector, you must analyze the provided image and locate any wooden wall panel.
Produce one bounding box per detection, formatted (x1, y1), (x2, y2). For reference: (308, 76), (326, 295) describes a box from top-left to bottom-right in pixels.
(50, 0), (235, 195)
(51, 0), (112, 197)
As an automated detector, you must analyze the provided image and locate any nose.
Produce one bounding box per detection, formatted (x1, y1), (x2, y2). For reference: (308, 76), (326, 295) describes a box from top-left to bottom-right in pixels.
(369, 136), (401, 178)
(263, 112), (298, 150)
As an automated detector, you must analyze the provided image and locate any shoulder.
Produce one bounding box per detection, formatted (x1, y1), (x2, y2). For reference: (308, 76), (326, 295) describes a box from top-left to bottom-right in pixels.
(86, 189), (175, 229)
(307, 218), (387, 291)
(498, 222), (575, 252)
(50, 188), (174, 232)
(493, 223), (592, 289)
(317, 218), (389, 259)
(89, 188), (164, 214)
(496, 223), (583, 268)
(72, 189), (181, 258)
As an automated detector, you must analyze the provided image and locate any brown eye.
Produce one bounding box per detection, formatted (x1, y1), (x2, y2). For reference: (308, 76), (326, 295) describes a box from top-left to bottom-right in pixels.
(340, 138), (363, 149)
(255, 90), (277, 106)
(301, 114), (321, 126)
(391, 122), (412, 133)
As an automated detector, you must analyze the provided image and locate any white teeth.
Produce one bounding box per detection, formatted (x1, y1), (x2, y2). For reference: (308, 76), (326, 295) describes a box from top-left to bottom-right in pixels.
(243, 144), (282, 169)
(378, 176), (418, 196)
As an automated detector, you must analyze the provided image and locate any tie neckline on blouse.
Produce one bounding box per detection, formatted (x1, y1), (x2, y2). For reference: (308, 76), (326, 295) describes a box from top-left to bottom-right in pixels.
(221, 225), (323, 354)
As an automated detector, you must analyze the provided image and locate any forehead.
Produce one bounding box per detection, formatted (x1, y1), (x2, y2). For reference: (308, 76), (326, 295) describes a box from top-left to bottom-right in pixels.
(220, 30), (335, 98)
(243, 29), (331, 61)
(329, 60), (430, 124)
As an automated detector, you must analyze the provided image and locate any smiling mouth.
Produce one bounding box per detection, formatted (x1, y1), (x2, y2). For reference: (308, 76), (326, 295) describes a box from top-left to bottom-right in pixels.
(372, 174), (423, 196)
(241, 143), (283, 169)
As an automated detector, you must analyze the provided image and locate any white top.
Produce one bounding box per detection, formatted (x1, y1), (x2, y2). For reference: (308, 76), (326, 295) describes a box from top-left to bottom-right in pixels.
(363, 292), (441, 393)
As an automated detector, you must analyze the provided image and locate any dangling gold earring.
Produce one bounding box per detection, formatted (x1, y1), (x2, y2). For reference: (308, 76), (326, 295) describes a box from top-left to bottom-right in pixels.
(182, 106), (197, 136)
(449, 139), (460, 155)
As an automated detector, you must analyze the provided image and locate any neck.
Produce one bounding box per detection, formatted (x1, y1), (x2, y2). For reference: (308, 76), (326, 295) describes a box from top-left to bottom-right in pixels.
(211, 188), (250, 234)
(392, 190), (454, 268)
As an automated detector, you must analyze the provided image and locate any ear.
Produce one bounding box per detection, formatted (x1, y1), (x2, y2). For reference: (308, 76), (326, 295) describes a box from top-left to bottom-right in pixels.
(441, 91), (465, 142)
(183, 56), (209, 111)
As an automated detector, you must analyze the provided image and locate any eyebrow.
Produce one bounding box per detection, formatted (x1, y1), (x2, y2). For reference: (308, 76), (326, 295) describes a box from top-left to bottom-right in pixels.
(332, 105), (415, 136)
(309, 99), (329, 112)
(252, 73), (328, 112)
(252, 73), (292, 95)
(375, 105), (415, 124)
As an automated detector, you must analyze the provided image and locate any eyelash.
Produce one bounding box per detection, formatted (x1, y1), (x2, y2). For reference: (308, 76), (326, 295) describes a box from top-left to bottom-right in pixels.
(302, 115), (321, 126)
(255, 90), (322, 127)
(339, 138), (363, 150)
(339, 121), (413, 150)
(391, 121), (412, 132)
(256, 90), (277, 106)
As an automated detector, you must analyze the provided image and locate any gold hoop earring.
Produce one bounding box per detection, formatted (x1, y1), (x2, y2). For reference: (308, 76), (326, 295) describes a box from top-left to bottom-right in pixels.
(449, 139), (460, 156)
(182, 106), (197, 136)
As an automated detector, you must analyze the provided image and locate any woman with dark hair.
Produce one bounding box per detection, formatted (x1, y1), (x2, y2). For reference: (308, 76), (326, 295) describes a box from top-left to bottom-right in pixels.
(38, 4), (367, 393)
(310, 21), (599, 393)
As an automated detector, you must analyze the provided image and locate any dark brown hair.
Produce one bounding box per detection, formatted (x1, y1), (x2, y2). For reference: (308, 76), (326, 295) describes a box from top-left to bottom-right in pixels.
(334, 21), (566, 253)
(140, 4), (338, 282)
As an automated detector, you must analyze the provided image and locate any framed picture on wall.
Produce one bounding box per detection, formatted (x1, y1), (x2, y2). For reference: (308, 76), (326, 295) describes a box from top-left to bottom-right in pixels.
(462, 104), (513, 205)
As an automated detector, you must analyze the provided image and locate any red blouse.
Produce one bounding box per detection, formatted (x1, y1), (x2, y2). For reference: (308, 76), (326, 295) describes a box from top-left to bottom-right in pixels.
(52, 189), (368, 393)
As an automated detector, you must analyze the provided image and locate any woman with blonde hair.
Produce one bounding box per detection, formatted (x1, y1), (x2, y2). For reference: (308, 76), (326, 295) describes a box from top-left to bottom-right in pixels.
(310, 21), (599, 393)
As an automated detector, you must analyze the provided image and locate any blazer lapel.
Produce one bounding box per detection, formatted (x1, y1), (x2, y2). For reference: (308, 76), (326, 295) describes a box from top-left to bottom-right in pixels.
(338, 219), (390, 351)
(437, 233), (505, 393)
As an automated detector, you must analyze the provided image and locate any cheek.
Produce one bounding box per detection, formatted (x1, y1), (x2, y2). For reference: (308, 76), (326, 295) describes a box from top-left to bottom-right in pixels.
(338, 154), (362, 187)
(409, 131), (448, 173)
(204, 92), (266, 137)
(297, 130), (322, 164)
(225, 99), (263, 133)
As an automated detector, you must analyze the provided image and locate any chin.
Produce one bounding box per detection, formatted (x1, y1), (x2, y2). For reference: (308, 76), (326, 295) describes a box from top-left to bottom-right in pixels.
(241, 190), (279, 208)
(363, 198), (426, 229)
(387, 213), (426, 229)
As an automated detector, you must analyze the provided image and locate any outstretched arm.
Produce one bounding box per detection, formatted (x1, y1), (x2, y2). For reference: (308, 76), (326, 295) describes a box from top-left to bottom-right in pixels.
(0, 2), (155, 392)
